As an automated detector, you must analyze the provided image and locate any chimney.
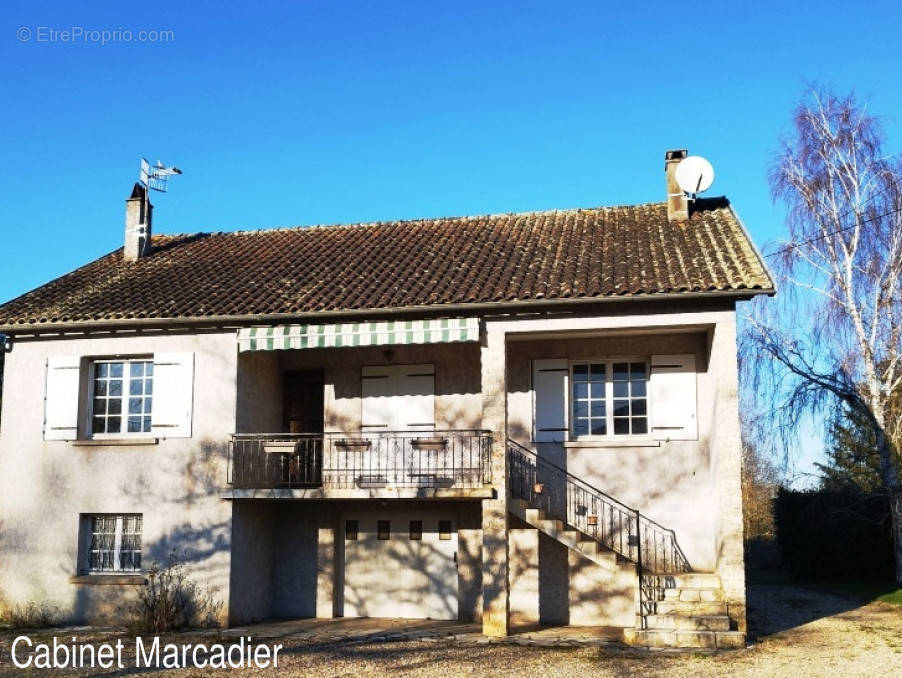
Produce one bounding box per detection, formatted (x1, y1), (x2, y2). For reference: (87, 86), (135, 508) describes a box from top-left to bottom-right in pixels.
(124, 182), (153, 260)
(665, 149), (689, 221)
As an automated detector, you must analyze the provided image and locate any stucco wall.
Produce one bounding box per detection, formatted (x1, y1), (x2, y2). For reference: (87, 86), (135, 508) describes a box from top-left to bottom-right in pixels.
(509, 519), (635, 627)
(0, 331), (236, 624)
(236, 342), (482, 433)
(506, 331), (719, 571)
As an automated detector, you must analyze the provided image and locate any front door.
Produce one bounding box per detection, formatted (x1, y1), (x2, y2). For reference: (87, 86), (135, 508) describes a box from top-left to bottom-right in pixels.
(282, 370), (325, 486)
(283, 370), (325, 434)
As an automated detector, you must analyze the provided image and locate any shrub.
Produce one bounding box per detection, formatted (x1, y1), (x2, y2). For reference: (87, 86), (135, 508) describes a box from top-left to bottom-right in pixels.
(2, 601), (61, 629)
(128, 551), (222, 633)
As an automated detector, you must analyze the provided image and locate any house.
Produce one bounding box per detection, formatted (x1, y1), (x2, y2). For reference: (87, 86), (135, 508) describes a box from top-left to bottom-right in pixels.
(0, 150), (774, 649)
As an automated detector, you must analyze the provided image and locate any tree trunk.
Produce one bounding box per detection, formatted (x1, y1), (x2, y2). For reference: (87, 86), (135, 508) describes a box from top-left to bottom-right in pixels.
(874, 426), (902, 583)
(893, 492), (902, 584)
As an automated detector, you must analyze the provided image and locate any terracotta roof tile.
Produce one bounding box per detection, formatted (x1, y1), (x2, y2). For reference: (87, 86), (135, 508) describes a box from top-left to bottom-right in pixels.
(0, 198), (773, 328)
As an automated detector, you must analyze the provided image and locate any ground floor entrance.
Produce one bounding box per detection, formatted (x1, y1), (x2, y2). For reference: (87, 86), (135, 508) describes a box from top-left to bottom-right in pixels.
(229, 500), (480, 626)
(342, 510), (458, 620)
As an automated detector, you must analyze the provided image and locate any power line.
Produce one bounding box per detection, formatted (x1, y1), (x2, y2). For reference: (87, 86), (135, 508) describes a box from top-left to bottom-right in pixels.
(763, 205), (902, 259)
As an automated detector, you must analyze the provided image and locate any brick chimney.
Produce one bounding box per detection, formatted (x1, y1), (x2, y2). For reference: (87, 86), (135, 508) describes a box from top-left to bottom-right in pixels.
(665, 149), (689, 221)
(124, 183), (153, 261)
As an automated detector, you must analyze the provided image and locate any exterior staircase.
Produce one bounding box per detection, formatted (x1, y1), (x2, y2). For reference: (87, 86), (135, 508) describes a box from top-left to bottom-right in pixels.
(627, 573), (743, 649)
(509, 497), (619, 570)
(507, 439), (744, 650)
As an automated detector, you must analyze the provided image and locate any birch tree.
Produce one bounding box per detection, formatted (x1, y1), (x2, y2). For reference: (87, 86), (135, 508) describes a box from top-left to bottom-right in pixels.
(743, 89), (902, 582)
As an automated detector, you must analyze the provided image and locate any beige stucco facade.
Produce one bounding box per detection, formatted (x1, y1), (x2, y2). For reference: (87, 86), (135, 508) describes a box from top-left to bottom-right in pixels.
(0, 300), (746, 636)
(0, 331), (236, 623)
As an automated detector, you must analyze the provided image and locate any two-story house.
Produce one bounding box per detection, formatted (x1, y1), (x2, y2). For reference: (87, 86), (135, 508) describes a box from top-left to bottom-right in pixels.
(0, 150), (773, 648)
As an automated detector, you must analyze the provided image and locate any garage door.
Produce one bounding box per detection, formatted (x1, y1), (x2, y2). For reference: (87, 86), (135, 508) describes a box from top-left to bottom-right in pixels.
(343, 511), (458, 620)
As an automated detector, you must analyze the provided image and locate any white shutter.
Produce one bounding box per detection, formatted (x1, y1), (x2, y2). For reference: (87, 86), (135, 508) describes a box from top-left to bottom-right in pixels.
(650, 354), (697, 440)
(396, 365), (435, 431)
(362, 366), (393, 430)
(151, 352), (195, 438)
(362, 364), (435, 431)
(532, 359), (568, 442)
(44, 356), (82, 440)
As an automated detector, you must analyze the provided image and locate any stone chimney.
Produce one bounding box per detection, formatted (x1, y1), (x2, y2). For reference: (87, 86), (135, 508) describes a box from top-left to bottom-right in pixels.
(124, 183), (153, 261)
(665, 149), (689, 221)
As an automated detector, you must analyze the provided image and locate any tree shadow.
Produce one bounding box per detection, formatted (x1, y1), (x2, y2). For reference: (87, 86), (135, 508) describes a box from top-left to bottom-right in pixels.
(744, 580), (870, 640)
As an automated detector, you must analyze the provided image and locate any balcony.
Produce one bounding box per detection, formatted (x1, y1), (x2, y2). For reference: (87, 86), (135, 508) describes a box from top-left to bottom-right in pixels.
(226, 430), (493, 499)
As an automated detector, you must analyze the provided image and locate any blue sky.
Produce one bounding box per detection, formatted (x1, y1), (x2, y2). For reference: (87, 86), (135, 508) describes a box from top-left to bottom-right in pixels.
(2, 1), (901, 478)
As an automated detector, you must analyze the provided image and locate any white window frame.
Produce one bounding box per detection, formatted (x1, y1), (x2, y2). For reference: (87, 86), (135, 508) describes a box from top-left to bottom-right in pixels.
(82, 514), (143, 574)
(568, 358), (650, 441)
(88, 357), (154, 438)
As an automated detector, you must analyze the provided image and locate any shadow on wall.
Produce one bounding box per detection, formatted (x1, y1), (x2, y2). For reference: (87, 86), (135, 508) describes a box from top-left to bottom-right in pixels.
(1, 436), (235, 626)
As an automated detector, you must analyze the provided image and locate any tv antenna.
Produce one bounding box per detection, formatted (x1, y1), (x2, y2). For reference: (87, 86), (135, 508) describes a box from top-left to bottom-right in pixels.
(139, 158), (182, 193)
(674, 155), (715, 197)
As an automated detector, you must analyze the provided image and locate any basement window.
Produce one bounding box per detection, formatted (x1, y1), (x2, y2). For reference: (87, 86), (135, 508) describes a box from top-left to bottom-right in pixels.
(79, 514), (142, 573)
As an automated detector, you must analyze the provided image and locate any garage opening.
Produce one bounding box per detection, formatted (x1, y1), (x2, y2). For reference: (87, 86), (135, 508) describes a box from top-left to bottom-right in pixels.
(342, 511), (458, 620)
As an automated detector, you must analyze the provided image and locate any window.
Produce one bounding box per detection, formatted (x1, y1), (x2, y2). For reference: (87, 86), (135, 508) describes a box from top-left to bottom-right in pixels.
(377, 520), (390, 540)
(345, 520), (359, 540)
(90, 359), (153, 435)
(438, 520), (452, 541)
(409, 520), (422, 540)
(83, 514), (142, 573)
(571, 361), (648, 438)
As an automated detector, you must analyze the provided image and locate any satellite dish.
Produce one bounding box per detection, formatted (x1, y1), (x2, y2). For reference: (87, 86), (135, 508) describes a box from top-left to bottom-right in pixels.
(675, 155), (715, 195)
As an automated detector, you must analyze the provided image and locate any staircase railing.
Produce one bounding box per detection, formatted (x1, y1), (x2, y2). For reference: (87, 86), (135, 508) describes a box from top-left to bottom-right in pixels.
(507, 439), (691, 576)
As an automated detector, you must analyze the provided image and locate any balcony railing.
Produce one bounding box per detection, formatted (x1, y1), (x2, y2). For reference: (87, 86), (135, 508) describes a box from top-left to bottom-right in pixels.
(228, 430), (492, 491)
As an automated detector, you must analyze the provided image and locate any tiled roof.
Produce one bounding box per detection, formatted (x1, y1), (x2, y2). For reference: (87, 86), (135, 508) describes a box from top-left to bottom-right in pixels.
(0, 198), (773, 328)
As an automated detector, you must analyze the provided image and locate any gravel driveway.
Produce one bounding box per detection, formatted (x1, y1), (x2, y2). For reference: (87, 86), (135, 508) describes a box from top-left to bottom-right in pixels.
(1, 584), (900, 677)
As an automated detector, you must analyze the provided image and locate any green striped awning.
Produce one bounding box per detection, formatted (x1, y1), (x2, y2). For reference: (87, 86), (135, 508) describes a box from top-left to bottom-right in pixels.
(238, 317), (480, 352)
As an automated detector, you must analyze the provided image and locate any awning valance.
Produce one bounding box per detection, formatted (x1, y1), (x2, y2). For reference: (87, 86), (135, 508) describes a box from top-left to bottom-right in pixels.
(238, 317), (480, 352)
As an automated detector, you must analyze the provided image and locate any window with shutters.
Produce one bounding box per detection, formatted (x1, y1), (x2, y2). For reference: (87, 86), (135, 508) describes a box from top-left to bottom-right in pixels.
(80, 514), (143, 573)
(570, 360), (649, 439)
(90, 359), (153, 435)
(43, 352), (194, 441)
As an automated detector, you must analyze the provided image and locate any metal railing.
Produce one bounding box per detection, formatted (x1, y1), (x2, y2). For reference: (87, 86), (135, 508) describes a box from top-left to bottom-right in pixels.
(507, 439), (691, 577)
(229, 430), (492, 490)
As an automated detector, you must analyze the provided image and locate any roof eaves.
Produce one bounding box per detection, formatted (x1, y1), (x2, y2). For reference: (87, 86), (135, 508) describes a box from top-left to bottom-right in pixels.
(0, 287), (772, 335)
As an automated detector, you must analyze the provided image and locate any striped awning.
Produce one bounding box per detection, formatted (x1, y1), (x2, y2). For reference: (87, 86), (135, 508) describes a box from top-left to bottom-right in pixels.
(238, 317), (480, 352)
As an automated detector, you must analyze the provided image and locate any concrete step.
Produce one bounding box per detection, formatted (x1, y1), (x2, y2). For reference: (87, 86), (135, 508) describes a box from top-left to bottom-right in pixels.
(509, 500), (618, 569)
(662, 587), (724, 602)
(625, 629), (745, 650)
(653, 600), (728, 616)
(654, 573), (722, 589)
(640, 614), (731, 631)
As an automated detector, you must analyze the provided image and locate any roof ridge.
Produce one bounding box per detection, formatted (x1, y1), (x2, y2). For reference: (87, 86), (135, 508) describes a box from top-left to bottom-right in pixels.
(155, 201), (671, 239)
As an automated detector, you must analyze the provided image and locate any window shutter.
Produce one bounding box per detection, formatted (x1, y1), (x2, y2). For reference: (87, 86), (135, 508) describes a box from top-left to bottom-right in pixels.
(532, 359), (568, 442)
(151, 352), (195, 438)
(362, 364), (435, 431)
(362, 366), (393, 430)
(396, 365), (435, 431)
(650, 354), (697, 440)
(44, 356), (81, 440)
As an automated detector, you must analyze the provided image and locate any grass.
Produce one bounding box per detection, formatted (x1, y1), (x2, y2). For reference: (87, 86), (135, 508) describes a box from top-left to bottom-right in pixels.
(814, 581), (902, 608)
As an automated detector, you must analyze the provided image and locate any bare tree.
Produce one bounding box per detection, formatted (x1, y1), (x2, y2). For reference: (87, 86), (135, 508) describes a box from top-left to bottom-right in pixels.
(742, 440), (779, 541)
(743, 89), (902, 582)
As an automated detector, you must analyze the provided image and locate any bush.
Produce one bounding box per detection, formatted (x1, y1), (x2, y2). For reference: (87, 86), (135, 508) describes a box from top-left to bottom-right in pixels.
(1, 601), (61, 629)
(775, 488), (894, 581)
(128, 551), (222, 633)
